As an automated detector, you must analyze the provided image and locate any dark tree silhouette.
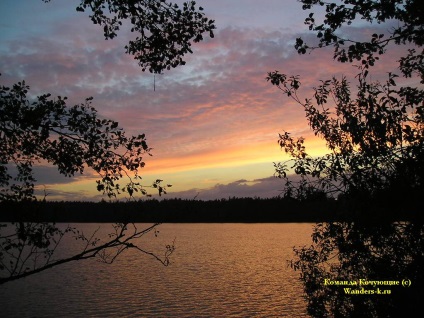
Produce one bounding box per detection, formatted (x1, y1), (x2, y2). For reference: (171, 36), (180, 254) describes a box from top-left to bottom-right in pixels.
(0, 222), (175, 285)
(267, 0), (423, 212)
(0, 79), (169, 202)
(267, 0), (423, 316)
(0, 0), (214, 284)
(0, 79), (174, 285)
(288, 222), (423, 317)
(46, 0), (216, 73)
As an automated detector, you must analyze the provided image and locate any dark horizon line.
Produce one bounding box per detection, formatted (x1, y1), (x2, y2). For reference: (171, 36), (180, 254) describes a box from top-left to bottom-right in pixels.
(1, 197), (421, 223)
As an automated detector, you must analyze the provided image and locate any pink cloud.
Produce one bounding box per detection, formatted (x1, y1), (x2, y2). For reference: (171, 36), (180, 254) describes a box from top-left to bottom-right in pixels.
(1, 2), (417, 200)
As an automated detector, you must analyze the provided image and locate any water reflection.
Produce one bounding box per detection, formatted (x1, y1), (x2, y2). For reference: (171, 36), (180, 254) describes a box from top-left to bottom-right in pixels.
(0, 223), (312, 317)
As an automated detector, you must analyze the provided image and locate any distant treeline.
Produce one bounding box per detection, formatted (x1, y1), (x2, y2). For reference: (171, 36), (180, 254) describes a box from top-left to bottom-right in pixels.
(0, 197), (420, 223)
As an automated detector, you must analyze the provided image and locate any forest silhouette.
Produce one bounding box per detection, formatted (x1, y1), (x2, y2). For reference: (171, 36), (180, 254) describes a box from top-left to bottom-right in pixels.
(0, 196), (420, 223)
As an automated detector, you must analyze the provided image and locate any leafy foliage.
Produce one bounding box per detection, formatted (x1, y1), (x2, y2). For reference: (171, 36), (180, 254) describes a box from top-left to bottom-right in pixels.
(0, 78), (169, 202)
(0, 79), (174, 284)
(268, 1), (424, 316)
(267, 0), (424, 209)
(268, 69), (424, 208)
(296, 0), (423, 81)
(0, 0), (214, 285)
(289, 222), (423, 317)
(63, 0), (216, 73)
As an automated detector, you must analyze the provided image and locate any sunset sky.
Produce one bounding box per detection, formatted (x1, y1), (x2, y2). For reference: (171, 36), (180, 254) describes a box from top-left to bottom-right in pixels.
(0, 0), (405, 201)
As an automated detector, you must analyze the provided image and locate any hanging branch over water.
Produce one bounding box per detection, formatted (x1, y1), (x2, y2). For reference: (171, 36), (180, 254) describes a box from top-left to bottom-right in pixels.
(0, 222), (175, 285)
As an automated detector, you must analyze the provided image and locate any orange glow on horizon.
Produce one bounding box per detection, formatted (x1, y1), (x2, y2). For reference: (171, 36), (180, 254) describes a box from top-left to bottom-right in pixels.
(144, 133), (328, 175)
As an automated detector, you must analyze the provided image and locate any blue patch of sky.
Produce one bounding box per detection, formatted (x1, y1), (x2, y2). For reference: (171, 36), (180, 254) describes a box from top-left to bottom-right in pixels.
(0, 0), (75, 43)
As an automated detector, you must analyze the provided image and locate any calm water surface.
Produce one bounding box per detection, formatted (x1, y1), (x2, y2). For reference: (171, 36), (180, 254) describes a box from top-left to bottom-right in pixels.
(0, 223), (313, 317)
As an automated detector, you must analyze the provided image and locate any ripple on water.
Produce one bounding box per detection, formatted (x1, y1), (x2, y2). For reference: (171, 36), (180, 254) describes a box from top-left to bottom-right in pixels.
(0, 223), (312, 317)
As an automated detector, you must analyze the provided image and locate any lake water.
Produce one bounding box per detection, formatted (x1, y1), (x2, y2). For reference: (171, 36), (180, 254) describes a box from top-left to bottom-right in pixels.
(0, 223), (313, 317)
